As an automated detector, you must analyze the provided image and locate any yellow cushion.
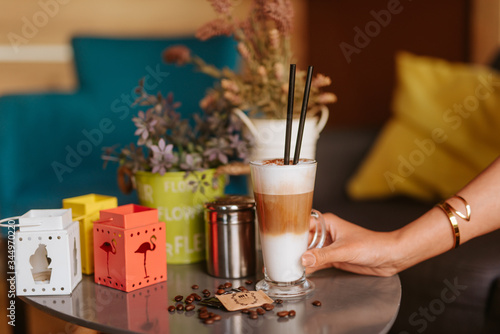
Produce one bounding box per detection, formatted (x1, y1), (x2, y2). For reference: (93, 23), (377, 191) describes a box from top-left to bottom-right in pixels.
(347, 52), (500, 202)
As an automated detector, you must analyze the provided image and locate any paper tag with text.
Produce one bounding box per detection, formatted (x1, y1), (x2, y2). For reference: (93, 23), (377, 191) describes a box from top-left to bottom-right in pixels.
(215, 290), (274, 311)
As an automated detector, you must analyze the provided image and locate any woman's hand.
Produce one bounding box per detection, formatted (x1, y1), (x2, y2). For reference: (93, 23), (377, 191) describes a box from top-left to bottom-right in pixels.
(302, 213), (404, 277)
(302, 159), (500, 277)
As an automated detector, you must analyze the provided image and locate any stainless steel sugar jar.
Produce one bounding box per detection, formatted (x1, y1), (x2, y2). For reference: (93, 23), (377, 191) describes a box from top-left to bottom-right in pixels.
(204, 195), (256, 278)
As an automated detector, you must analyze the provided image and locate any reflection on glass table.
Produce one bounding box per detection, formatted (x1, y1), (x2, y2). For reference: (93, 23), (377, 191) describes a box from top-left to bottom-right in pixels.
(22, 262), (401, 334)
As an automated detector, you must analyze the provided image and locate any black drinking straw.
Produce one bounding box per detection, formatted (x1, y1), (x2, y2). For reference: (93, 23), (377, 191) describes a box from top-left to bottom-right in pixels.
(284, 64), (296, 165)
(293, 65), (314, 165)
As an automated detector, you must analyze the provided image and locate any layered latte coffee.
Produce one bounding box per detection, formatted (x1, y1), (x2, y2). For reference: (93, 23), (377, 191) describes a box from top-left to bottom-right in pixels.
(250, 158), (316, 283)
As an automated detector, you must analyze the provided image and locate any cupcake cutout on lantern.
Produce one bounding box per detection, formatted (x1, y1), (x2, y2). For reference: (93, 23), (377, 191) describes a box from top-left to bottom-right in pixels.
(30, 244), (52, 284)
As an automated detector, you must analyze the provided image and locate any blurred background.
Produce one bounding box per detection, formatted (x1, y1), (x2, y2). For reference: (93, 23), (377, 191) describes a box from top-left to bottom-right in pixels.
(0, 0), (496, 128)
(0, 0), (498, 333)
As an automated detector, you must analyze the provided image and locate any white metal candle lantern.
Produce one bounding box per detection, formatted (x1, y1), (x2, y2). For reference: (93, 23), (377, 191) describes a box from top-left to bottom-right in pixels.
(14, 209), (82, 296)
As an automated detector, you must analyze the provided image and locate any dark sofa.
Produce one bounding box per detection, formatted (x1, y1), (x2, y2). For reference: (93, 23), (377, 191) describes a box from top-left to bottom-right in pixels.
(313, 127), (500, 334)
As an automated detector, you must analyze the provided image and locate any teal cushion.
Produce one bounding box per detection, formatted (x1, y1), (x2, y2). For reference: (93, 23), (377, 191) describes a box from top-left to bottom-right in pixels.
(72, 35), (239, 120)
(0, 36), (240, 219)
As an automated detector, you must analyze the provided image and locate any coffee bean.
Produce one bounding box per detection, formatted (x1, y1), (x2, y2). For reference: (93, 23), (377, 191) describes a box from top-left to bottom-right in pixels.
(289, 310), (296, 317)
(198, 306), (207, 313)
(241, 309), (250, 314)
(193, 293), (202, 301)
(257, 308), (265, 315)
(275, 299), (283, 304)
(176, 304), (184, 311)
(203, 318), (214, 325)
(208, 312), (216, 318)
(174, 295), (183, 302)
(249, 313), (258, 320)
(277, 311), (289, 317)
(224, 282), (232, 288)
(212, 314), (222, 321)
(202, 289), (210, 294)
(262, 303), (274, 311)
(185, 304), (195, 312)
(218, 284), (225, 289)
(168, 305), (176, 312)
(199, 312), (209, 319)
(216, 289), (225, 295)
(245, 280), (253, 285)
(203, 292), (211, 298)
(185, 297), (194, 304)
(238, 286), (248, 292)
(191, 284), (199, 289)
(312, 300), (322, 307)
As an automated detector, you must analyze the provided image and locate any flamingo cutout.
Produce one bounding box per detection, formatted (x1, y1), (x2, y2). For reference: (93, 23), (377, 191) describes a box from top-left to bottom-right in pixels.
(135, 235), (156, 278)
(100, 239), (117, 278)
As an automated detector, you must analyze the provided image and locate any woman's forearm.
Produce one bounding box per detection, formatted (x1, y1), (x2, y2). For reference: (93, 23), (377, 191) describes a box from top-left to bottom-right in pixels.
(393, 157), (500, 271)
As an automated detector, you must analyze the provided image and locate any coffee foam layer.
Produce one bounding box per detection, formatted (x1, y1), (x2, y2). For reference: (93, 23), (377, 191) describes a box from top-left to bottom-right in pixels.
(250, 160), (316, 195)
(260, 232), (309, 282)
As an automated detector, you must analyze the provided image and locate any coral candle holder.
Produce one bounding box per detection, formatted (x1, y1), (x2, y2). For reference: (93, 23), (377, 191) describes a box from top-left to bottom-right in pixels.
(93, 204), (167, 292)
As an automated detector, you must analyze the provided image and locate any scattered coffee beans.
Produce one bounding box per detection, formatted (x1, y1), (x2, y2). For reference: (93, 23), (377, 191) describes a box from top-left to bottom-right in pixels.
(277, 311), (289, 317)
(312, 300), (322, 307)
(262, 303), (274, 311)
(170, 284), (308, 325)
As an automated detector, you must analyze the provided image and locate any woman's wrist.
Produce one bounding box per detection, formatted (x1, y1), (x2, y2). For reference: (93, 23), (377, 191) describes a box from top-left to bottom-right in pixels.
(390, 207), (455, 272)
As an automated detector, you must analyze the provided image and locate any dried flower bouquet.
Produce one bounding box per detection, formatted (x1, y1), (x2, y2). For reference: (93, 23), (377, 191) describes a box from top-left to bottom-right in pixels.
(164, 0), (337, 119)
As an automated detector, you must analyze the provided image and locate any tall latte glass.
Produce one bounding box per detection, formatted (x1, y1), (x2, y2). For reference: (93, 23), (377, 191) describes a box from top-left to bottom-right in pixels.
(250, 158), (325, 298)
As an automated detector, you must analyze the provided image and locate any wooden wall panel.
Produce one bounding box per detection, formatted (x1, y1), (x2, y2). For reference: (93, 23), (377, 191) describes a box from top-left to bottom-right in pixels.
(0, 0), (308, 95)
(471, 0), (500, 64)
(308, 0), (471, 127)
(0, 0), (219, 44)
(0, 62), (75, 95)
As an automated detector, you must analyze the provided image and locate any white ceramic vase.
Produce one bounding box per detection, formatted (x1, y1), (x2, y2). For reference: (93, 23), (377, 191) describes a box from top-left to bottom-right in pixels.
(233, 106), (329, 161)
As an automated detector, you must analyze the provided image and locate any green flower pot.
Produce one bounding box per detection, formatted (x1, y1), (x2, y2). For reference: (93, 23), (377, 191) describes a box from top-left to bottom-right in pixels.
(134, 169), (225, 264)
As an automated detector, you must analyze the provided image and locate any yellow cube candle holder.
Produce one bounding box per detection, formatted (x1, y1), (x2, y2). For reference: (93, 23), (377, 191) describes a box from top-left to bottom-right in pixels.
(62, 194), (117, 275)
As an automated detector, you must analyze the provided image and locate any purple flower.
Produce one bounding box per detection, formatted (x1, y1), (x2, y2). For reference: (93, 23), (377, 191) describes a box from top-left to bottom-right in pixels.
(133, 110), (158, 146)
(204, 147), (229, 165)
(149, 139), (178, 175)
(180, 153), (203, 171)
